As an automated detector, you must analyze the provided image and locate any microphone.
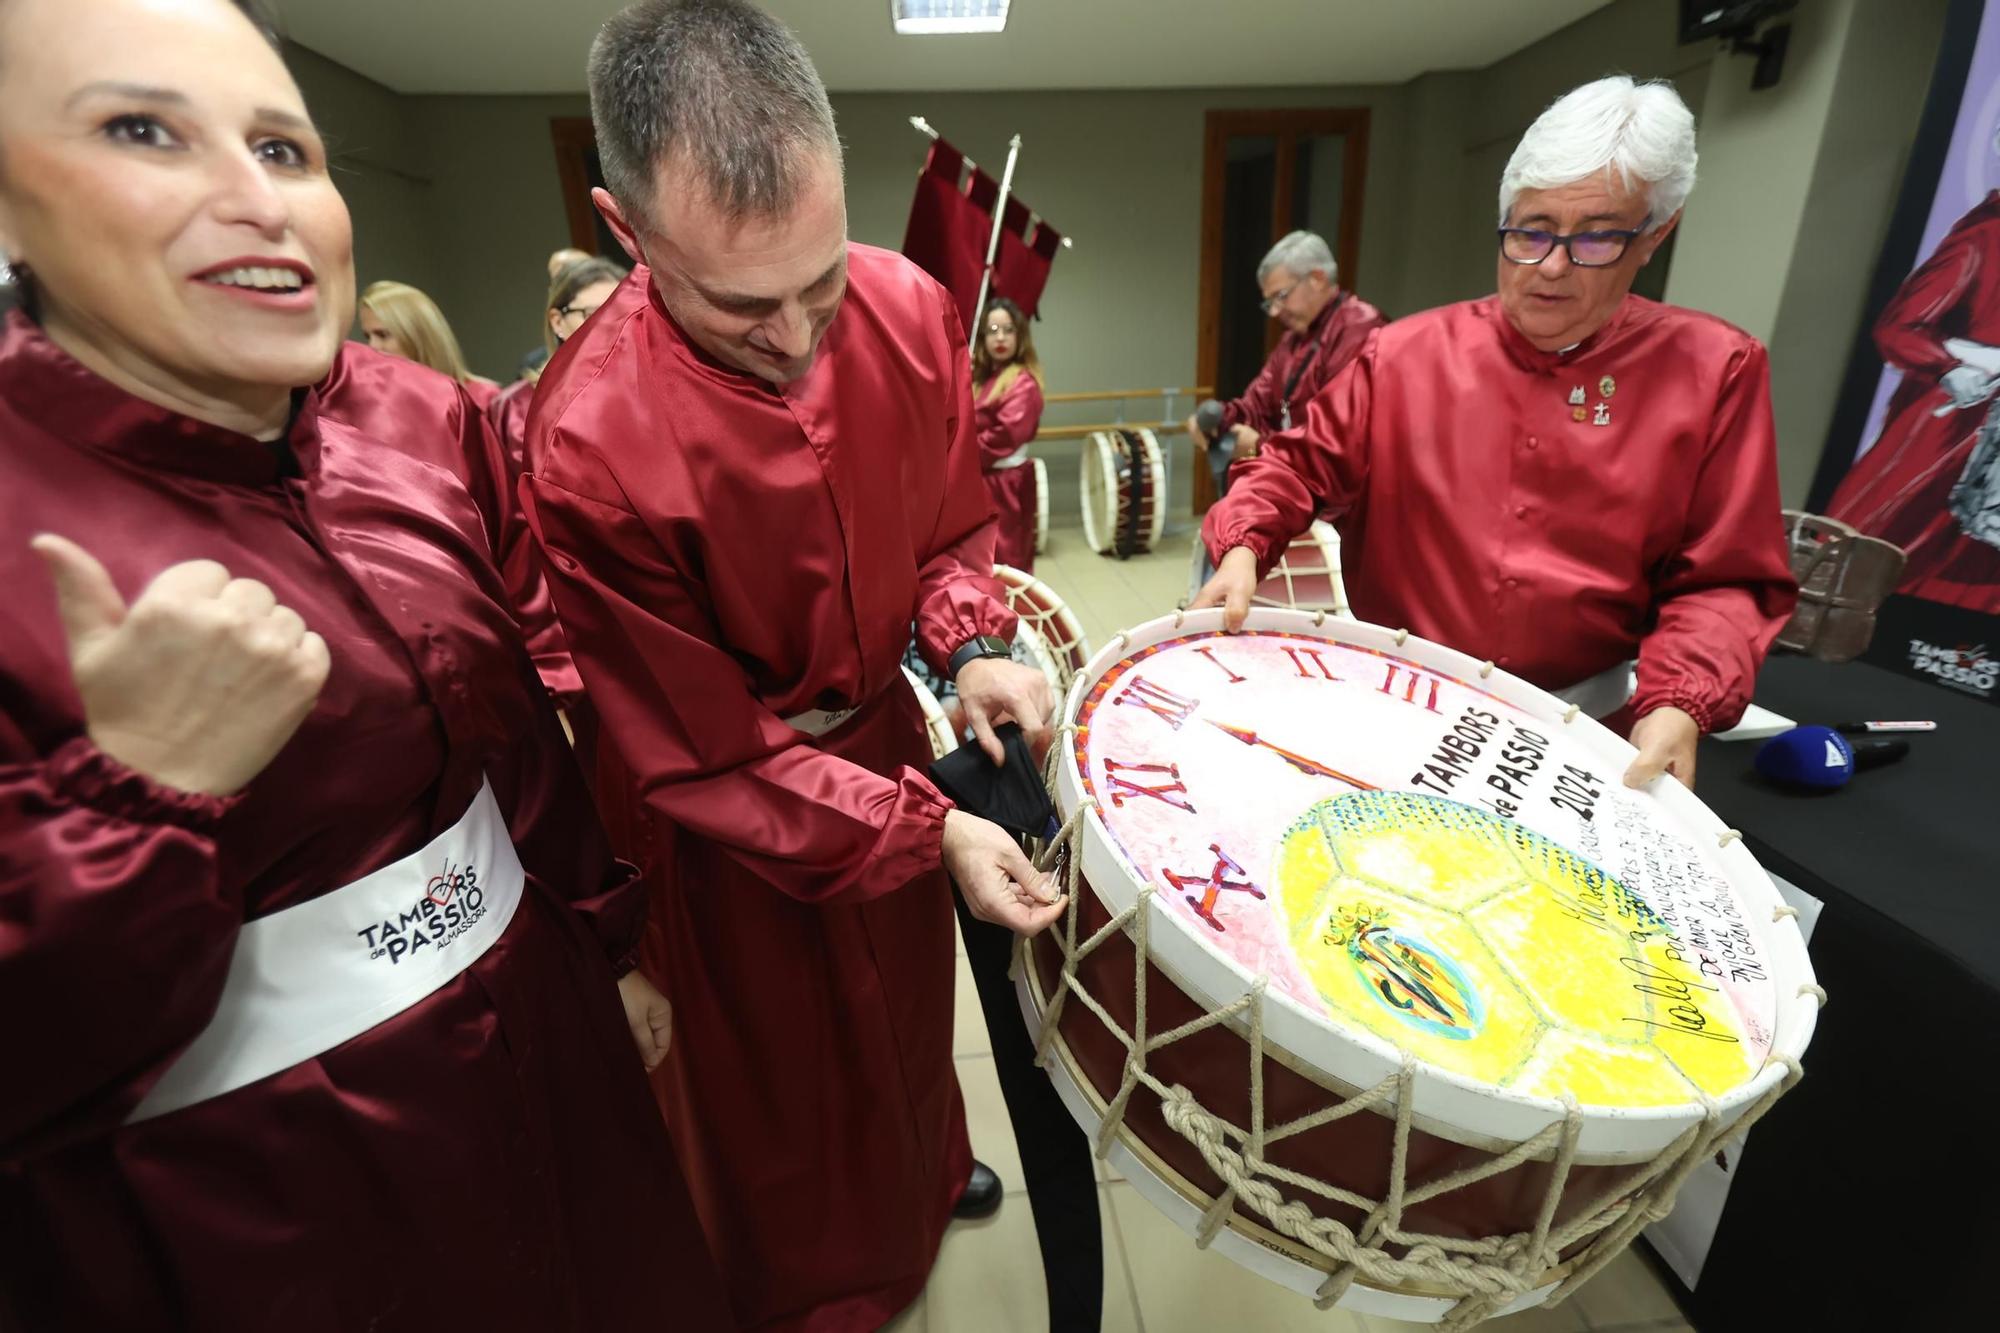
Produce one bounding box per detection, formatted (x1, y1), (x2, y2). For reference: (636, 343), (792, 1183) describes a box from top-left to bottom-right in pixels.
(1753, 724), (1910, 791)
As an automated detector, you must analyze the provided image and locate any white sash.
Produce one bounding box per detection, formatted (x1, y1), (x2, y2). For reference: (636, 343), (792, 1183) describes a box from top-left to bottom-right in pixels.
(989, 445), (1032, 471)
(129, 779), (524, 1123)
(783, 701), (865, 738)
(1552, 659), (1638, 719)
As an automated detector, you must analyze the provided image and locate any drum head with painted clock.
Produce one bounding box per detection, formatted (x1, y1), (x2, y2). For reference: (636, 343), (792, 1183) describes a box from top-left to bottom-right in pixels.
(1072, 625), (1780, 1112)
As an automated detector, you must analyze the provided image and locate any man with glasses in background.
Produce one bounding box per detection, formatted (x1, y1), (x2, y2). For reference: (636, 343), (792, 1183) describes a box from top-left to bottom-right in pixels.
(1194, 76), (1797, 791)
(1186, 229), (1382, 464)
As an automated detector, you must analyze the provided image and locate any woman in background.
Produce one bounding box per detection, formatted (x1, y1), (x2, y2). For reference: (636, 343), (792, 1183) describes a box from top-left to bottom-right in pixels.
(359, 278), (500, 408)
(971, 296), (1045, 571)
(488, 255), (627, 473)
(0, 0), (728, 1326)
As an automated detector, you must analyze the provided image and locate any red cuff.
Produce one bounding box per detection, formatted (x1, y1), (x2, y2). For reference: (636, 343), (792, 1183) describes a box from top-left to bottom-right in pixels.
(46, 737), (238, 832)
(1631, 691), (1720, 735)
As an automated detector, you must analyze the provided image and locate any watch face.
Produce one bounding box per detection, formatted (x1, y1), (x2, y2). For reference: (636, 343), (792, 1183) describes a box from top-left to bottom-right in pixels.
(1072, 627), (1777, 1111)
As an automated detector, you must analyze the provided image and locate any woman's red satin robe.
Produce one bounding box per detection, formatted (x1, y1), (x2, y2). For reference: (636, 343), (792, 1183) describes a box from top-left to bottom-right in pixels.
(975, 370), (1043, 571)
(0, 316), (729, 1332)
(318, 346), (581, 705)
(523, 247), (1017, 1332)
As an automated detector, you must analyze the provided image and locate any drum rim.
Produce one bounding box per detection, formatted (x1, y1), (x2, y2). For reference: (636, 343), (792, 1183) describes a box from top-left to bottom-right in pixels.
(1033, 456), (1050, 554)
(1128, 428), (1169, 548)
(1080, 432), (1115, 552)
(1054, 607), (1819, 1159)
(994, 562), (1093, 678)
(902, 663), (958, 759)
(1249, 520), (1350, 614)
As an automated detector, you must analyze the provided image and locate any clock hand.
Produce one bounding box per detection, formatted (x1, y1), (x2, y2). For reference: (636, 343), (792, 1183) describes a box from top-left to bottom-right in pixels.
(1206, 720), (1377, 790)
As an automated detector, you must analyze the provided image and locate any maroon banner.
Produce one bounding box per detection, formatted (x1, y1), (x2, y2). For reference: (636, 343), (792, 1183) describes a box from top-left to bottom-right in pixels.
(900, 138), (1064, 329)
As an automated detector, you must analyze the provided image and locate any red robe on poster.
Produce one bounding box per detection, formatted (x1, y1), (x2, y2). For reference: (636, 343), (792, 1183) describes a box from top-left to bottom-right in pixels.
(1205, 295), (1797, 733)
(1221, 291), (1384, 436)
(0, 316), (731, 1332)
(975, 368), (1044, 571)
(318, 346), (581, 704)
(522, 247), (1017, 1333)
(1827, 190), (2000, 612)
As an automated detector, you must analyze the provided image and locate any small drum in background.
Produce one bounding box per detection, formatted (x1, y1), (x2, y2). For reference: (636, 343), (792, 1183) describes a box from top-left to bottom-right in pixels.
(1082, 428), (1166, 558)
(1186, 520), (1352, 618)
(1034, 457), (1051, 555)
(1022, 609), (1820, 1327)
(994, 563), (1093, 694)
(902, 664), (958, 761)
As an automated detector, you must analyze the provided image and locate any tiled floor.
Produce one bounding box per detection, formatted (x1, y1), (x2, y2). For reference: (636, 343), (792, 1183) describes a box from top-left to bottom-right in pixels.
(887, 517), (1699, 1333)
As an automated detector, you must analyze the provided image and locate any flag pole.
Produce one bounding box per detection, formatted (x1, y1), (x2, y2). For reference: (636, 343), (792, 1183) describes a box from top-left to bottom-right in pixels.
(971, 133), (1022, 341)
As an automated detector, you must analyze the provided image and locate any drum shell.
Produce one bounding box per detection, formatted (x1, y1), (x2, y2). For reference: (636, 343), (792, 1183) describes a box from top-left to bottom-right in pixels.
(1082, 431), (1166, 556)
(1023, 870), (1634, 1262)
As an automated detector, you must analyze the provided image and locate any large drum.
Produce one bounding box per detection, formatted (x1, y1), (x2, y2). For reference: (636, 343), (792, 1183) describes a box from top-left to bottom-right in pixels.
(994, 563), (1093, 694)
(1033, 456), (1051, 555)
(1020, 609), (1820, 1328)
(1188, 520), (1351, 617)
(1082, 428), (1167, 557)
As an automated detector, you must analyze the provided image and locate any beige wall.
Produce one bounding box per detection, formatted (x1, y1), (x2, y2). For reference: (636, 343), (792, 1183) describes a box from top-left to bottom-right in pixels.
(408, 92), (593, 378)
(837, 85), (1411, 396)
(285, 0), (1949, 508)
(1757, 0), (1953, 501)
(287, 44), (442, 301)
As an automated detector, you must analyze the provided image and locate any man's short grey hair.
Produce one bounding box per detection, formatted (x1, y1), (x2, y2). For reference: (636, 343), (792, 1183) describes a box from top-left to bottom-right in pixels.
(1257, 231), (1337, 287)
(588, 0), (841, 224)
(1499, 76), (1697, 230)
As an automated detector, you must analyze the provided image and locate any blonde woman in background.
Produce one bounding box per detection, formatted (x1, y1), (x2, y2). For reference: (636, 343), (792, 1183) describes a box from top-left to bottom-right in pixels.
(358, 279), (500, 408)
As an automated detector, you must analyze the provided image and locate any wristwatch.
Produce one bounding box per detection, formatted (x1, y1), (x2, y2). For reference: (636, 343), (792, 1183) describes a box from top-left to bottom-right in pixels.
(946, 634), (1013, 680)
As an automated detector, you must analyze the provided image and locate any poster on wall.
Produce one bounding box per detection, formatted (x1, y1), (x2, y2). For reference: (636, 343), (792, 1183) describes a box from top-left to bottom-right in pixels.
(1810, 0), (2000, 704)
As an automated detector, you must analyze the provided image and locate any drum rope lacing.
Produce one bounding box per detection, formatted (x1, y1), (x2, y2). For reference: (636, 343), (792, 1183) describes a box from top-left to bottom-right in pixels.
(1024, 721), (1818, 1331)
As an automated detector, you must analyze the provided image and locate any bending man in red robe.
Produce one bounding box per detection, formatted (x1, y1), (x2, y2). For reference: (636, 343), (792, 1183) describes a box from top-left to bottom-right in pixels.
(1195, 76), (1797, 790)
(521, 3), (1066, 1328)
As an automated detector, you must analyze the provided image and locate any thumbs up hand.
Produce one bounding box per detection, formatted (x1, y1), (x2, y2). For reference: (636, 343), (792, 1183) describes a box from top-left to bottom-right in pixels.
(32, 535), (330, 796)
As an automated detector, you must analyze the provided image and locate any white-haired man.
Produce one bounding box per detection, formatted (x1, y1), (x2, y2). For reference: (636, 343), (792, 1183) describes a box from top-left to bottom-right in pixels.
(1187, 229), (1382, 459)
(1195, 76), (1798, 788)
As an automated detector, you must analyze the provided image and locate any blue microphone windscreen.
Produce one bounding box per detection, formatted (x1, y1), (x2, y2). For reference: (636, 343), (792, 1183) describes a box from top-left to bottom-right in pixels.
(1754, 725), (1855, 790)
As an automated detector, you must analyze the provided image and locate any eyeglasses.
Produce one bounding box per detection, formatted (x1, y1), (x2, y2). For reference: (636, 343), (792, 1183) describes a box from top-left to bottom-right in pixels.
(984, 324), (1015, 336)
(1259, 280), (1301, 315)
(1497, 224), (1648, 268)
(555, 301), (604, 322)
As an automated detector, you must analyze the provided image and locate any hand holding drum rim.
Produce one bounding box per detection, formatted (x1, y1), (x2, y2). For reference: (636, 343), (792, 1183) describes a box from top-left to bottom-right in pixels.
(941, 809), (1066, 935)
(954, 653), (1054, 766)
(1624, 704), (1700, 791)
(32, 534), (330, 797)
(1188, 544), (1260, 631)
